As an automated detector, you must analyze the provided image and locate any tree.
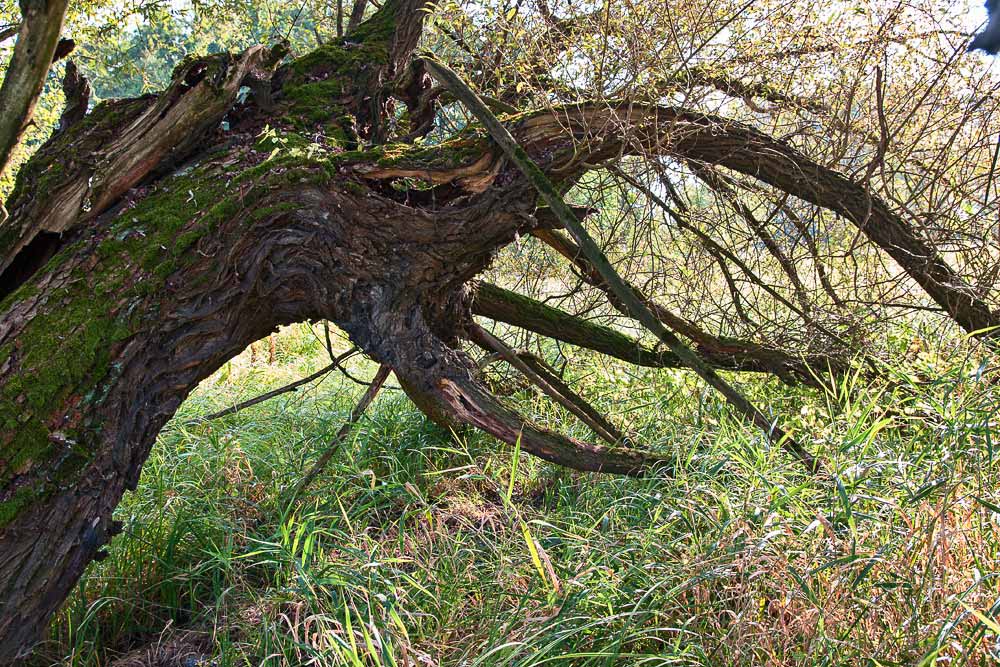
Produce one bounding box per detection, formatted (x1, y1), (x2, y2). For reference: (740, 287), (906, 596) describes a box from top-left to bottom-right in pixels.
(0, 0), (997, 660)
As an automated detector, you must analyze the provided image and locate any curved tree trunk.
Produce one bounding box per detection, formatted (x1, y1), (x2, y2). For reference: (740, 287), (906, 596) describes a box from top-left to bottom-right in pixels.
(0, 1), (996, 660)
(0, 3), (664, 657)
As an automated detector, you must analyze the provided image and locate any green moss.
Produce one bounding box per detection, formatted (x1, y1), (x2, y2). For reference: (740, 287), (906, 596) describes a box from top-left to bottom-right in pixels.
(344, 0), (399, 43)
(344, 180), (369, 195)
(0, 486), (39, 528)
(327, 133), (487, 174)
(279, 0), (406, 131)
(0, 14), (503, 524)
(0, 153), (305, 526)
(3, 98), (151, 218)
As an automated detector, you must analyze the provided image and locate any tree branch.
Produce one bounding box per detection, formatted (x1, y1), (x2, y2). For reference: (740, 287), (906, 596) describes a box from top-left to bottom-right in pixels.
(287, 364), (392, 501)
(473, 282), (680, 368)
(470, 324), (622, 445)
(193, 349), (358, 422)
(397, 351), (672, 475)
(422, 56), (821, 473)
(347, 0), (369, 32)
(523, 102), (997, 338)
(0, 0), (71, 217)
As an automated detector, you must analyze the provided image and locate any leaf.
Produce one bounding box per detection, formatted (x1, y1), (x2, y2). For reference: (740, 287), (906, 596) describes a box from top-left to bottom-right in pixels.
(974, 495), (1000, 515)
(520, 519), (552, 591)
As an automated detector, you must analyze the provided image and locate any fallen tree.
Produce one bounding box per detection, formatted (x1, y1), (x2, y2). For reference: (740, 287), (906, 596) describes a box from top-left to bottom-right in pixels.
(0, 0), (996, 659)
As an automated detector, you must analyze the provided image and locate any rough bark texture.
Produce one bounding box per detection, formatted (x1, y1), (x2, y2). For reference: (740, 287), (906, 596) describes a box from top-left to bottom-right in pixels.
(0, 4), (658, 657)
(0, 1), (995, 660)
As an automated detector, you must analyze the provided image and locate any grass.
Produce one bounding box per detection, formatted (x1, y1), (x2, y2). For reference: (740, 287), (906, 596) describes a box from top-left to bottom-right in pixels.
(27, 323), (1000, 666)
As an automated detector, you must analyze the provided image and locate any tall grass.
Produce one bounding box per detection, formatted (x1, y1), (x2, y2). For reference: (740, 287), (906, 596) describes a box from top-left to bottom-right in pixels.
(29, 324), (1000, 666)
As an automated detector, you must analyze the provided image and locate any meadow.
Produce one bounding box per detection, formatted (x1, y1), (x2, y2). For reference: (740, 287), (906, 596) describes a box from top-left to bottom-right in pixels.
(21, 321), (999, 666)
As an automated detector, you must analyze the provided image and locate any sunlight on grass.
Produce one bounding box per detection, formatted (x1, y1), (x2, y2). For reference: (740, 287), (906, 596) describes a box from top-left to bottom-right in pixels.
(32, 323), (1000, 666)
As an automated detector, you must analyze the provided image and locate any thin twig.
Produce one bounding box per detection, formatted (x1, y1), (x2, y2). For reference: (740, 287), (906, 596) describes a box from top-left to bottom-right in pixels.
(193, 349), (357, 422)
(0, 24), (18, 44)
(287, 364), (392, 501)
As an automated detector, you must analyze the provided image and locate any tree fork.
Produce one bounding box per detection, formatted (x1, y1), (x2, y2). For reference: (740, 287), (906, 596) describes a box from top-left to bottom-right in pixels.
(0, 5), (674, 656)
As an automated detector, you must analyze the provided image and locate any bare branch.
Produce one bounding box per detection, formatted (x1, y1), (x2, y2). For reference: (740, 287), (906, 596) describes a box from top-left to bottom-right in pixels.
(194, 349), (358, 422)
(347, 0), (369, 32)
(288, 364), (392, 501)
(505, 103), (999, 339)
(470, 324), (622, 445)
(0, 24), (19, 44)
(422, 56), (821, 473)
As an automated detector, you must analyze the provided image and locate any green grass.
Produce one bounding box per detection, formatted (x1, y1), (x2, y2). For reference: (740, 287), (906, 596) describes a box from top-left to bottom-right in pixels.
(28, 323), (1000, 666)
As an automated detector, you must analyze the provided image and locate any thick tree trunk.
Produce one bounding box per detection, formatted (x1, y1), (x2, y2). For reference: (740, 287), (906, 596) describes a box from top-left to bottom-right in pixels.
(0, 5), (662, 656)
(0, 141), (531, 661)
(0, 2), (995, 659)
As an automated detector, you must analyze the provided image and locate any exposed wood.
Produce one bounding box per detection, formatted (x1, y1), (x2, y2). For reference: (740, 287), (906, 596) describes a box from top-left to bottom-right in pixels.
(389, 324), (672, 476)
(0, 44), (283, 284)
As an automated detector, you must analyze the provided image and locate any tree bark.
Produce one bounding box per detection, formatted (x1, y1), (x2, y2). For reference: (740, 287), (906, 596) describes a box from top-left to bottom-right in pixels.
(0, 4), (658, 656)
(0, 2), (995, 659)
(0, 0), (71, 219)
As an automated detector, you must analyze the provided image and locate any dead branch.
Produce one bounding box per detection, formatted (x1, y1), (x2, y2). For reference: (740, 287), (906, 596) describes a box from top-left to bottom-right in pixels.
(194, 349), (358, 422)
(470, 324), (623, 445)
(288, 363), (392, 500)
